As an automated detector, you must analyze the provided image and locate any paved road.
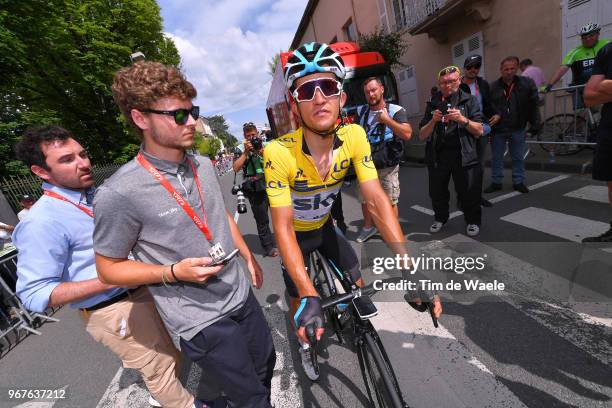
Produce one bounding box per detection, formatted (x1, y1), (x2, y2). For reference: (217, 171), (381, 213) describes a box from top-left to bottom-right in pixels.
(0, 163), (610, 408)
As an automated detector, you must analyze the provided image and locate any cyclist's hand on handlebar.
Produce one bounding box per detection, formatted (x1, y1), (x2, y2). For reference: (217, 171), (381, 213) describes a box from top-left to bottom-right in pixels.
(294, 296), (324, 344)
(410, 294), (443, 319)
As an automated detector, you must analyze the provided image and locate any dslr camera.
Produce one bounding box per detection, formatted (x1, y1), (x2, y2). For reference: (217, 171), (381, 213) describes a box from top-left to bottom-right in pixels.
(250, 136), (263, 151)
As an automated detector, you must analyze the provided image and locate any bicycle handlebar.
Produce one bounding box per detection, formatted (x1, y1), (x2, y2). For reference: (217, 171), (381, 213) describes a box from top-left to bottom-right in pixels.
(320, 283), (376, 310)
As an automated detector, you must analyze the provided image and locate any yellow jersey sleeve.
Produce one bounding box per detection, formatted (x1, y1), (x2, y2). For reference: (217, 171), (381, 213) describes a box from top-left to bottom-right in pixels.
(263, 141), (293, 208)
(347, 125), (378, 183)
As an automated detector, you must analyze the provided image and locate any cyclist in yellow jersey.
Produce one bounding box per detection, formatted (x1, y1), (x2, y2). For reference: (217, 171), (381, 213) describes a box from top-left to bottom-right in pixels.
(264, 42), (442, 380)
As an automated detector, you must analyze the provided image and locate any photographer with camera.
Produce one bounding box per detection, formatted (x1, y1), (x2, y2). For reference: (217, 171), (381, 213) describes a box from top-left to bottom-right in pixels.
(419, 66), (484, 237)
(233, 122), (279, 257)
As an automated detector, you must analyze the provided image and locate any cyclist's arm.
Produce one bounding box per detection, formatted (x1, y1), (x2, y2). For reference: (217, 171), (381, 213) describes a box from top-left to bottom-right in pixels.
(548, 65), (570, 88)
(270, 206), (317, 297)
(360, 179), (408, 255)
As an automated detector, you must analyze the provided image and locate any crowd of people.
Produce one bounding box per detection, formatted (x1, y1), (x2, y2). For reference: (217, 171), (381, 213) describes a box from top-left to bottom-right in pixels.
(1, 21), (610, 408)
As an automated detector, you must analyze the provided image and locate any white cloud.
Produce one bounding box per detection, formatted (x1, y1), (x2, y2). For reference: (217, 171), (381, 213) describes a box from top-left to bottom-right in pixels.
(159, 0), (308, 124)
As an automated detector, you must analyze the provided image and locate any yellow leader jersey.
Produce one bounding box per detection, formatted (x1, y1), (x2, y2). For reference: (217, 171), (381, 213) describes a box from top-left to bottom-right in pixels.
(263, 124), (378, 231)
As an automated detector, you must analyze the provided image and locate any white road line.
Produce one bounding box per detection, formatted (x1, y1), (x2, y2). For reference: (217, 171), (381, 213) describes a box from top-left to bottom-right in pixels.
(564, 185), (609, 204)
(442, 234), (612, 363)
(500, 207), (609, 242)
(410, 205), (434, 216)
(411, 175), (571, 217)
(370, 301), (527, 408)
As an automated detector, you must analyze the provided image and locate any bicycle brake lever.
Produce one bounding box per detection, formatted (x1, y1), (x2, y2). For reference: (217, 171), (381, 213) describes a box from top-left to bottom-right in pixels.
(306, 324), (318, 347)
(426, 302), (439, 328)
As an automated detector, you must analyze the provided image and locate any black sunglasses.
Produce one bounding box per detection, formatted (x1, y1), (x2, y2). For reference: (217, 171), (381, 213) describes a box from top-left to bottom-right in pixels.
(465, 64), (481, 70)
(140, 106), (200, 125)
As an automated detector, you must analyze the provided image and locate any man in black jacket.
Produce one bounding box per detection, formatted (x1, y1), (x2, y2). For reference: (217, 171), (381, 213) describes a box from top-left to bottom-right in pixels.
(419, 66), (484, 237)
(460, 55), (499, 207)
(485, 56), (541, 194)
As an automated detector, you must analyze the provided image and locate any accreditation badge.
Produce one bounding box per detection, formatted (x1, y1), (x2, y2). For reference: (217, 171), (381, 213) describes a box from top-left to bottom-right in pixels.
(208, 242), (226, 264)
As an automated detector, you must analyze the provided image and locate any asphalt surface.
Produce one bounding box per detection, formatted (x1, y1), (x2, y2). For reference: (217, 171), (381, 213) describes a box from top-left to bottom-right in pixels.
(0, 162), (610, 408)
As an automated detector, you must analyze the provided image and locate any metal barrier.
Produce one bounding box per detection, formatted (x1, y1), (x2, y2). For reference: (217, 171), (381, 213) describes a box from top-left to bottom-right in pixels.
(528, 84), (598, 158)
(0, 246), (60, 358)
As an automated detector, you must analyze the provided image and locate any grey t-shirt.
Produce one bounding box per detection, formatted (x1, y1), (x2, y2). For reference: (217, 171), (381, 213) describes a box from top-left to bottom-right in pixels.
(93, 149), (250, 346)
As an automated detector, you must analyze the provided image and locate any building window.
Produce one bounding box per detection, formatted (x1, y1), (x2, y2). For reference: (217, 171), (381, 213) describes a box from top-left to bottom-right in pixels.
(392, 0), (407, 29)
(343, 19), (357, 42)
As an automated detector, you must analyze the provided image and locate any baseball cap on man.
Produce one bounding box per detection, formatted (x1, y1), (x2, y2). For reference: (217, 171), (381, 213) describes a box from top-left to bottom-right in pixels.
(21, 195), (35, 203)
(464, 55), (482, 68)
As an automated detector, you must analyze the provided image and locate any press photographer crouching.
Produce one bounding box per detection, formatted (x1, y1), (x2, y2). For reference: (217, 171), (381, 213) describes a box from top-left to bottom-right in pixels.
(233, 122), (279, 257)
(419, 66), (484, 237)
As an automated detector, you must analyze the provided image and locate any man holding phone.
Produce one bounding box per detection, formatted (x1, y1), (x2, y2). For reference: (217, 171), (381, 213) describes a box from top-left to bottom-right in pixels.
(93, 61), (275, 408)
(419, 66), (484, 236)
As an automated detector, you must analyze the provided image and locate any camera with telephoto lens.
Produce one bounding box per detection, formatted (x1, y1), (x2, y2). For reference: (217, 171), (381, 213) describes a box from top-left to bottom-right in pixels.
(236, 190), (247, 214)
(250, 137), (263, 151)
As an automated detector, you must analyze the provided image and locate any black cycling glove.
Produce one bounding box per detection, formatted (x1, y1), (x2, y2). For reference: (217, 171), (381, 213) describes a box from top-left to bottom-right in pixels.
(294, 296), (323, 329)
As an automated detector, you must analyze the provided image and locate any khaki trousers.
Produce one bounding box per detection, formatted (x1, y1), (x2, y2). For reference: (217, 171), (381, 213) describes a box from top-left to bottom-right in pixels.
(79, 287), (193, 408)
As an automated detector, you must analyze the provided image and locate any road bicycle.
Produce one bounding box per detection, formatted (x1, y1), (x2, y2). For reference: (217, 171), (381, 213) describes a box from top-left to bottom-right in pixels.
(538, 88), (599, 156)
(304, 250), (419, 408)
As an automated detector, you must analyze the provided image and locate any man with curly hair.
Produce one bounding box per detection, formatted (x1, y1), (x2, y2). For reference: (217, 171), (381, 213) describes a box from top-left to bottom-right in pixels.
(12, 125), (194, 408)
(93, 61), (275, 408)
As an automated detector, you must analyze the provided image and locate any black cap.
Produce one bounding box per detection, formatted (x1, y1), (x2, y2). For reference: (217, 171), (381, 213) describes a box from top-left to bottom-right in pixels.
(464, 55), (482, 68)
(21, 195), (34, 202)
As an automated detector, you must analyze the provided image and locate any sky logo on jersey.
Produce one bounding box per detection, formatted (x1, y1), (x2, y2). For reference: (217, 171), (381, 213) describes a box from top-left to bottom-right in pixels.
(293, 191), (337, 211)
(265, 160), (274, 169)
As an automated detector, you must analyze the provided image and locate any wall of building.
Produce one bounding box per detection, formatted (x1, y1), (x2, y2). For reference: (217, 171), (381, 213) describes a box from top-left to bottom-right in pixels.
(295, 0), (382, 45)
(290, 0), (562, 145)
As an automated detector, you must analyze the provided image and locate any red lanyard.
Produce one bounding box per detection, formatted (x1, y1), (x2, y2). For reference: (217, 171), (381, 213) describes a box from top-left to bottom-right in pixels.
(43, 190), (94, 218)
(136, 153), (213, 241)
(504, 82), (515, 101)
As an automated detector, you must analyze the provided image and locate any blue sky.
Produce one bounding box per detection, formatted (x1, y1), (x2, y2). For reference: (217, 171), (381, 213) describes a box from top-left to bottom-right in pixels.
(157, 0), (309, 140)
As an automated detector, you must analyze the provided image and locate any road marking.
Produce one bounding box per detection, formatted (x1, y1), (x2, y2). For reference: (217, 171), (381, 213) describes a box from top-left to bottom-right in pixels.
(370, 301), (527, 408)
(411, 175), (571, 217)
(442, 234), (612, 363)
(500, 207), (609, 242)
(410, 205), (434, 216)
(564, 185), (609, 204)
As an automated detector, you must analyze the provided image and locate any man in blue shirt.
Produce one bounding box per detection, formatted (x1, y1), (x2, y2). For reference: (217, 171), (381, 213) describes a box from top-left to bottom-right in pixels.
(12, 125), (197, 408)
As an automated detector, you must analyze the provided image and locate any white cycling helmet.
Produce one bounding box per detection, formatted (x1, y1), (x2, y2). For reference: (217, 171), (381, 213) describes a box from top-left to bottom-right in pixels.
(579, 22), (600, 36)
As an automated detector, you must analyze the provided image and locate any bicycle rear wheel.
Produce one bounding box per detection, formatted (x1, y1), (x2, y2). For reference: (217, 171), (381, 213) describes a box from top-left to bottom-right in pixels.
(357, 328), (407, 408)
(539, 113), (587, 155)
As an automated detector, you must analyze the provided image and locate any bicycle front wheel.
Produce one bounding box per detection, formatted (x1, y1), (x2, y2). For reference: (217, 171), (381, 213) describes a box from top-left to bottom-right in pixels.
(358, 330), (407, 408)
(539, 113), (587, 155)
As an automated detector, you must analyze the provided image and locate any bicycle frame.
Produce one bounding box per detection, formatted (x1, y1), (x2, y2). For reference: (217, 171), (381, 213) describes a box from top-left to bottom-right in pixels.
(308, 250), (408, 408)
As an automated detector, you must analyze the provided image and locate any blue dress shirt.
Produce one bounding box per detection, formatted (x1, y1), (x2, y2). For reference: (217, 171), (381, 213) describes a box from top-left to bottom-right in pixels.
(13, 182), (124, 312)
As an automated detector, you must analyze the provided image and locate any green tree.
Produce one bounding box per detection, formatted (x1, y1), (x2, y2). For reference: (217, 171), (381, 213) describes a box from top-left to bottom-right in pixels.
(0, 0), (181, 178)
(267, 51), (283, 76)
(359, 27), (409, 69)
(204, 115), (238, 149)
(197, 136), (222, 159)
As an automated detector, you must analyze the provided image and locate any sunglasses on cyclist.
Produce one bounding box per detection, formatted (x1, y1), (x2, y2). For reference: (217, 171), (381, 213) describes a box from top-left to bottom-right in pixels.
(438, 65), (461, 79)
(140, 106), (200, 125)
(292, 78), (343, 102)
